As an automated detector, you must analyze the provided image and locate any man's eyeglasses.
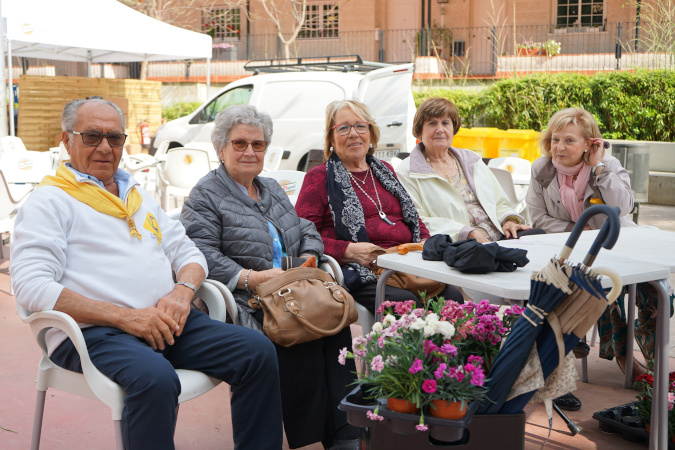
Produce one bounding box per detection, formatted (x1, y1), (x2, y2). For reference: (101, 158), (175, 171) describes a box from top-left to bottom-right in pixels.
(227, 139), (269, 152)
(332, 122), (370, 136)
(71, 131), (127, 147)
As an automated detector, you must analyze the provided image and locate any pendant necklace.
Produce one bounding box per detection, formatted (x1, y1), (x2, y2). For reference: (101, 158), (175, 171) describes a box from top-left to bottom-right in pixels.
(426, 152), (458, 183)
(349, 168), (370, 184)
(349, 169), (395, 225)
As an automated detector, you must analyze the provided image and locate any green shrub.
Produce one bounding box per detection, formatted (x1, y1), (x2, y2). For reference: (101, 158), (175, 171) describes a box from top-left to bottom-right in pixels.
(162, 102), (202, 122)
(416, 70), (675, 142)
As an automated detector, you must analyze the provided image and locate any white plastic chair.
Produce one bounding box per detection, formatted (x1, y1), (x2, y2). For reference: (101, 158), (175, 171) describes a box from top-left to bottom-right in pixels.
(487, 157), (532, 186)
(263, 146), (283, 172)
(0, 169), (29, 260)
(18, 280), (229, 450)
(0, 135), (29, 156)
(157, 147), (213, 210)
(490, 167), (532, 224)
(121, 151), (159, 194)
(262, 170), (306, 206)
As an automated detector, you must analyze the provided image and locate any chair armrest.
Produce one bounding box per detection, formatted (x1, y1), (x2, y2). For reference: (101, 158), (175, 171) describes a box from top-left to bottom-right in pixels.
(201, 279), (239, 325)
(125, 159), (159, 176)
(20, 309), (124, 407)
(320, 254), (344, 286)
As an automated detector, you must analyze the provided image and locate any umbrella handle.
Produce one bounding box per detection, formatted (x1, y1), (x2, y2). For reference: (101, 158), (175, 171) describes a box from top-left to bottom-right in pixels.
(590, 267), (623, 303)
(559, 205), (620, 265)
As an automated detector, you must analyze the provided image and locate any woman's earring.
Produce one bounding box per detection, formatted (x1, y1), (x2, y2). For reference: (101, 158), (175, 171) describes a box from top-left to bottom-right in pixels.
(330, 146), (334, 152)
(369, 143), (373, 149)
(584, 148), (588, 153)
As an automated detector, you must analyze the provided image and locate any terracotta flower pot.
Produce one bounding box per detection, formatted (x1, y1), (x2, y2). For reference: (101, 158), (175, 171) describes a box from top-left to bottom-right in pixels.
(430, 399), (467, 420)
(387, 397), (419, 414)
(646, 423), (651, 433)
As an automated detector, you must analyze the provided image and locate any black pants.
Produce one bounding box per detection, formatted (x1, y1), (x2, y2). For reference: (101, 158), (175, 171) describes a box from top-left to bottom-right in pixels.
(350, 282), (464, 314)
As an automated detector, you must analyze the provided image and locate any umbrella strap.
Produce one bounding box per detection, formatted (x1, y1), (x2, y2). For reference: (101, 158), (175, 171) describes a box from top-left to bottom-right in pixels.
(523, 304), (547, 327)
(547, 311), (566, 371)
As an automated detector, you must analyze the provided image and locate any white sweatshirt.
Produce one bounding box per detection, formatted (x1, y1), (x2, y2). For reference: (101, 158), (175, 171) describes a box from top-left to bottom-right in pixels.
(10, 171), (208, 354)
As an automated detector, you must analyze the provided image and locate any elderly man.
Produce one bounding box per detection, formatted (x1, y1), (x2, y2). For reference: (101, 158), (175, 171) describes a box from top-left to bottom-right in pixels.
(10, 98), (283, 450)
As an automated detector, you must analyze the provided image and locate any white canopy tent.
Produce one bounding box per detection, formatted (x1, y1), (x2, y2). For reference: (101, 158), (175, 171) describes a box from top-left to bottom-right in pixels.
(0, 0), (212, 136)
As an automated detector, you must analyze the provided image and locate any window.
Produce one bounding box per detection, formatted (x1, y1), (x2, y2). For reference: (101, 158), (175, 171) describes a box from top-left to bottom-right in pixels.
(203, 8), (241, 40)
(556, 0), (604, 28)
(298, 3), (339, 39)
(192, 85), (253, 124)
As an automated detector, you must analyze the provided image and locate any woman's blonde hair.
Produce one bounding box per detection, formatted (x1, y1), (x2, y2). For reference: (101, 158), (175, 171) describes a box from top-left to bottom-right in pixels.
(323, 100), (380, 161)
(540, 108), (602, 158)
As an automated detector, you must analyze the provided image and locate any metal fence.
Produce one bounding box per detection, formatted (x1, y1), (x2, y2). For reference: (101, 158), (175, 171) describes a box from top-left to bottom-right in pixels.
(7, 21), (675, 85)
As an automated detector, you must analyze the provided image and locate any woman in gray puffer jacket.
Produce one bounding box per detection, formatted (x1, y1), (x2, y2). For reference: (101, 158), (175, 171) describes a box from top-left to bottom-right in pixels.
(181, 104), (361, 450)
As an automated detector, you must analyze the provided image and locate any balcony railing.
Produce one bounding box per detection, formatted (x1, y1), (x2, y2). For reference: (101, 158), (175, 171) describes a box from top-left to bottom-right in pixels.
(8, 22), (675, 83)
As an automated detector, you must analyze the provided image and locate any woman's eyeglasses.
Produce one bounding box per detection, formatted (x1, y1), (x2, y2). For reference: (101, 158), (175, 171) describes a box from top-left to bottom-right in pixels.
(227, 139), (269, 152)
(332, 122), (370, 136)
(71, 131), (127, 147)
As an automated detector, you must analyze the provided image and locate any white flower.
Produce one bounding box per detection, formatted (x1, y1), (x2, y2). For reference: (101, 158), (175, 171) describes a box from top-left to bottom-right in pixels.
(385, 355), (398, 367)
(437, 321), (456, 339)
(423, 322), (439, 337)
(382, 314), (396, 327)
(372, 322), (383, 333)
(410, 318), (426, 331)
(425, 312), (440, 324)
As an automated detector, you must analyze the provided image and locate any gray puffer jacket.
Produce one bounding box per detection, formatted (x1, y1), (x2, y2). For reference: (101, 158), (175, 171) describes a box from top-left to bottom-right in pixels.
(181, 165), (324, 330)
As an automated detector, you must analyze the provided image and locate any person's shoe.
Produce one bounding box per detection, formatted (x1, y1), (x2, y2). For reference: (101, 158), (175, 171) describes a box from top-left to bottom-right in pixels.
(552, 393), (581, 411)
(328, 439), (361, 450)
(572, 341), (590, 359)
(616, 356), (648, 384)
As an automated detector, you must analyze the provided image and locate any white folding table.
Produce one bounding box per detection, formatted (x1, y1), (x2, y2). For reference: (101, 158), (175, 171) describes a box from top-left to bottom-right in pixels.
(375, 231), (672, 450)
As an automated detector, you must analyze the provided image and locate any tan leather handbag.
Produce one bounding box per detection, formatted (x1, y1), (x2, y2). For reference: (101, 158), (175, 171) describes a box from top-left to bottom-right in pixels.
(248, 267), (358, 347)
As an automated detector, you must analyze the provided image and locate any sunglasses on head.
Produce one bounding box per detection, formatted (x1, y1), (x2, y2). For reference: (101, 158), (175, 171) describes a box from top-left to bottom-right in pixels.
(72, 131), (127, 147)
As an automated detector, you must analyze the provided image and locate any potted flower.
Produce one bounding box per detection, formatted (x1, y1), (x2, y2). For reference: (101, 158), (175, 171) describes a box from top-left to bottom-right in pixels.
(542, 40), (562, 57)
(339, 298), (523, 431)
(635, 371), (675, 439)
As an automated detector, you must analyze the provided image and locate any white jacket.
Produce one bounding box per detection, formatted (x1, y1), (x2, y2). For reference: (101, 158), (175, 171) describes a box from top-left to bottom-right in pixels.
(396, 145), (522, 242)
(10, 170), (208, 353)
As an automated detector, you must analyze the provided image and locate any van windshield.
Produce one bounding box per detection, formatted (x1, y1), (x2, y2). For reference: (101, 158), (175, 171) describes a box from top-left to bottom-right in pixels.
(197, 85), (253, 123)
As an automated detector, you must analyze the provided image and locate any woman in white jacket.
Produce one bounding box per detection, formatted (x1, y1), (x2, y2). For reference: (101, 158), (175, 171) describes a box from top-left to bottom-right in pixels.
(396, 97), (539, 243)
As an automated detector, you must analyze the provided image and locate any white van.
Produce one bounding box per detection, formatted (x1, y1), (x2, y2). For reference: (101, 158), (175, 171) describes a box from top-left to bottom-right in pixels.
(151, 61), (415, 171)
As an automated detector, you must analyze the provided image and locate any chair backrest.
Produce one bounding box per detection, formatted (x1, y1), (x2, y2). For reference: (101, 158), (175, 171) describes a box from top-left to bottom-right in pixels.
(489, 167), (519, 205)
(0, 136), (29, 158)
(262, 170), (306, 205)
(1, 149), (55, 184)
(0, 170), (20, 220)
(160, 147), (212, 190)
(487, 157), (532, 185)
(263, 146), (283, 172)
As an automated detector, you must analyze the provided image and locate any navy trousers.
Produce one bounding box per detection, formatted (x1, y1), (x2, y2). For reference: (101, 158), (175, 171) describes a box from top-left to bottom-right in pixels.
(51, 309), (283, 450)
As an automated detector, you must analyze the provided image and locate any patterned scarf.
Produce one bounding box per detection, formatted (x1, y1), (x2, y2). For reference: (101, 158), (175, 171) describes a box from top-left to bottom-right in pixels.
(552, 158), (591, 222)
(326, 152), (421, 290)
(39, 163), (143, 239)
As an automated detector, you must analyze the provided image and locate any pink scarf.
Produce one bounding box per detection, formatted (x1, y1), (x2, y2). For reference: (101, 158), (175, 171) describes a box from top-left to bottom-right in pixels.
(552, 159), (591, 222)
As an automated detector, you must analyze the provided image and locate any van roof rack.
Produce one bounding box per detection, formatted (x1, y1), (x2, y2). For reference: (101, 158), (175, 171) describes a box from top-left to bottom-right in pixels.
(244, 55), (390, 74)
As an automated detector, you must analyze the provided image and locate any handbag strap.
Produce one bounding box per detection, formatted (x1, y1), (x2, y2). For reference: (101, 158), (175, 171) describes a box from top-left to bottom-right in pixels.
(279, 285), (352, 336)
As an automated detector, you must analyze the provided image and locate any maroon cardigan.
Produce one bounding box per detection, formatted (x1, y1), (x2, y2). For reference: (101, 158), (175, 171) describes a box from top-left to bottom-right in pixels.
(295, 162), (430, 263)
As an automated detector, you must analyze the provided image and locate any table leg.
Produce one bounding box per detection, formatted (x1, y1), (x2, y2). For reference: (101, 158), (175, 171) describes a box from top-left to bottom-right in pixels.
(374, 269), (395, 323)
(648, 279), (669, 450)
(624, 284), (637, 389)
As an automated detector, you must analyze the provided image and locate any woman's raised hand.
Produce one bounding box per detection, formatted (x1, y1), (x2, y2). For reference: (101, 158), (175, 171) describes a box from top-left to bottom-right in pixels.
(587, 138), (606, 167)
(502, 220), (532, 239)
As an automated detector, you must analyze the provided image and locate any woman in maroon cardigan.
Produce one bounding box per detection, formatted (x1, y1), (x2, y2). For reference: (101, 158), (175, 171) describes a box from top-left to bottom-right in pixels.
(295, 100), (462, 312)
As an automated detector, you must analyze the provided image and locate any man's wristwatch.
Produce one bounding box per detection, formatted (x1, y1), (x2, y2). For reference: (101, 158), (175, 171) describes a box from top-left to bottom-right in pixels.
(591, 162), (606, 175)
(175, 281), (196, 296)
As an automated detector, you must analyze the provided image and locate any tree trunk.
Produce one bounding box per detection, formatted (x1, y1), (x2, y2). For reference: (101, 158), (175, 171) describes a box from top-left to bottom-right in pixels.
(140, 61), (148, 80)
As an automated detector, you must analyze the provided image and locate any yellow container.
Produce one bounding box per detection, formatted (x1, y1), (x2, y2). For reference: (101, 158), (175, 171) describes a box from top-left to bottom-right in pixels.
(495, 129), (542, 162)
(453, 127), (500, 158)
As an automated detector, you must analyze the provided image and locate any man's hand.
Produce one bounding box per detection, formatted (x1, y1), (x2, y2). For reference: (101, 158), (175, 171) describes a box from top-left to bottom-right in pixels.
(156, 285), (193, 337)
(118, 307), (180, 350)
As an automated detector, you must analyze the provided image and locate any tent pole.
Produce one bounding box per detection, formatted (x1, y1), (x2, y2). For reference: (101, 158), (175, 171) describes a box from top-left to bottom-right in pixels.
(206, 58), (211, 99)
(7, 39), (14, 136)
(87, 50), (91, 77)
(0, 1), (8, 137)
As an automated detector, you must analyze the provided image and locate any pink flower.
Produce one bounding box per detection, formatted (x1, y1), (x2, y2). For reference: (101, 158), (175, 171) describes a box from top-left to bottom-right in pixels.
(416, 424), (428, 431)
(447, 365), (465, 382)
(338, 347), (347, 365)
(378, 335), (386, 349)
(413, 308), (425, 317)
(467, 355), (483, 366)
(423, 340), (439, 355)
(439, 344), (458, 357)
(371, 355), (384, 372)
(669, 393), (675, 411)
(394, 300), (416, 315)
(422, 379), (437, 393)
(409, 358), (423, 374)
(367, 410), (384, 421)
(434, 363), (447, 379)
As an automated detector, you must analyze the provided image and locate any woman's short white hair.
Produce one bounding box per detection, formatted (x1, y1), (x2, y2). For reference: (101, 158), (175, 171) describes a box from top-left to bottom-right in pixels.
(211, 104), (273, 151)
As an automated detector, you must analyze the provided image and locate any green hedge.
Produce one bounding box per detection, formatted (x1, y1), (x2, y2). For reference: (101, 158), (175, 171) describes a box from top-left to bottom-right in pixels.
(161, 102), (202, 122)
(413, 70), (675, 142)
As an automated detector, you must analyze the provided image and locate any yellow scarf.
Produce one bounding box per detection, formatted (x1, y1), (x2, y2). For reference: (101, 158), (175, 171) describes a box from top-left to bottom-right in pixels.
(39, 163), (143, 239)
